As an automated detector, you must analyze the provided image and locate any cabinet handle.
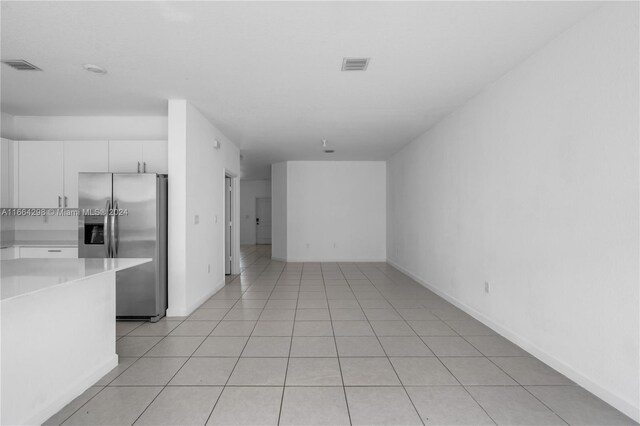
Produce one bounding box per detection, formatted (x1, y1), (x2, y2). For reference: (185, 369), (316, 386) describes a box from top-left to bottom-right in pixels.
(64, 196), (68, 207)
(137, 161), (141, 173)
(143, 162), (147, 173)
(47, 249), (62, 253)
(58, 196), (62, 208)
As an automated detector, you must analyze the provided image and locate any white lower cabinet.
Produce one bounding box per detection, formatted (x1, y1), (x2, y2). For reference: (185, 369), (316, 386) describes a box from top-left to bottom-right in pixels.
(19, 247), (78, 259)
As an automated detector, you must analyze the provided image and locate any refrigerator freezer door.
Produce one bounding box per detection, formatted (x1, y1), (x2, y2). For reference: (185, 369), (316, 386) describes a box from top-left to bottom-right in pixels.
(78, 173), (112, 259)
(113, 173), (159, 317)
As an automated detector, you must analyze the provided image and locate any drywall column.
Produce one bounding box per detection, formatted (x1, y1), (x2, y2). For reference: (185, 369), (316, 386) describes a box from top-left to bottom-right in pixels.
(167, 100), (241, 317)
(166, 100), (188, 316)
(271, 163), (287, 261)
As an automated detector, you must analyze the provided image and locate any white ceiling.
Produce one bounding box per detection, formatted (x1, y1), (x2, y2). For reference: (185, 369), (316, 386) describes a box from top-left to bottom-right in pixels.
(1, 1), (599, 179)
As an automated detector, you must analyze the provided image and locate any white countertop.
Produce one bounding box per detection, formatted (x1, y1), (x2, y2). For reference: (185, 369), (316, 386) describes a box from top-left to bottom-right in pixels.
(0, 258), (151, 301)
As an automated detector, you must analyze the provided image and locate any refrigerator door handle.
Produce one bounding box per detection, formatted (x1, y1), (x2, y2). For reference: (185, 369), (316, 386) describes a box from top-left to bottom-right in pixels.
(104, 199), (111, 257)
(111, 200), (119, 257)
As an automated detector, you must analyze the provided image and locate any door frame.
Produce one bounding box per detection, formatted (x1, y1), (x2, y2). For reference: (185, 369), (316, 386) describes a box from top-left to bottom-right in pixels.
(223, 169), (240, 276)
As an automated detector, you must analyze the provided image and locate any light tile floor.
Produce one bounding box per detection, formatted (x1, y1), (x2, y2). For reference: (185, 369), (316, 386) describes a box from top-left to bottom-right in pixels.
(46, 245), (637, 425)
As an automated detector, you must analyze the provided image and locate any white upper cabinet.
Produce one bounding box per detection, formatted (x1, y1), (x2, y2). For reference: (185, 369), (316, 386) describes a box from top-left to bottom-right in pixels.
(108, 141), (144, 173)
(15, 140), (166, 209)
(63, 141), (109, 208)
(108, 140), (167, 174)
(142, 141), (168, 174)
(18, 140), (109, 208)
(18, 141), (64, 208)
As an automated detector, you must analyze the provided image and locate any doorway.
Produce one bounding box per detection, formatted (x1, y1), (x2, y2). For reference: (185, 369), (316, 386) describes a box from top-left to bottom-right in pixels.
(256, 197), (272, 245)
(224, 175), (232, 275)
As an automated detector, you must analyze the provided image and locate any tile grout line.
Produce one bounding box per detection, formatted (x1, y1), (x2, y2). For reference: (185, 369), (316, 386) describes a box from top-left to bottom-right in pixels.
(205, 247), (281, 425)
(323, 264), (354, 426)
(339, 262), (425, 426)
(369, 263), (500, 426)
(374, 263), (574, 425)
(53, 249), (613, 426)
(132, 264), (269, 426)
(55, 245), (271, 425)
(57, 316), (190, 425)
(276, 261), (299, 426)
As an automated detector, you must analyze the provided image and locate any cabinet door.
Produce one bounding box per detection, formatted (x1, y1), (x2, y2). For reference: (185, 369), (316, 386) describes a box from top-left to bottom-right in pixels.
(63, 141), (109, 208)
(0, 138), (13, 208)
(108, 141), (144, 173)
(18, 141), (64, 208)
(142, 141), (168, 174)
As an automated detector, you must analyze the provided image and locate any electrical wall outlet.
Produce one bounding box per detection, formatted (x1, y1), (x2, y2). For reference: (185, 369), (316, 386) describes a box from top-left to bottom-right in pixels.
(306, 243), (310, 248)
(484, 281), (490, 293)
(194, 214), (199, 225)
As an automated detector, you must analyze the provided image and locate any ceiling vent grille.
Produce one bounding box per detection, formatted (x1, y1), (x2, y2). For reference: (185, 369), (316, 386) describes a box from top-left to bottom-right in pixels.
(342, 57), (369, 71)
(2, 59), (42, 71)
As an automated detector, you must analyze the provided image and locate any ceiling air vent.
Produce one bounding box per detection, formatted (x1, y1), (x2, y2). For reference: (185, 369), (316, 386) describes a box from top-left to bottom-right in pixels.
(1, 59), (42, 71)
(342, 57), (369, 71)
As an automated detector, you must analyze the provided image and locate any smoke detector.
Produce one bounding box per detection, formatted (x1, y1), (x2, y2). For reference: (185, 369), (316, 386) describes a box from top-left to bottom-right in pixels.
(342, 58), (369, 71)
(1, 59), (42, 71)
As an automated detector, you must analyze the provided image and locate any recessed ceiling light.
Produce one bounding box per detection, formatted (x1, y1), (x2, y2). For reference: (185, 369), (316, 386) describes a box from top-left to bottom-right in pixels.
(83, 64), (107, 74)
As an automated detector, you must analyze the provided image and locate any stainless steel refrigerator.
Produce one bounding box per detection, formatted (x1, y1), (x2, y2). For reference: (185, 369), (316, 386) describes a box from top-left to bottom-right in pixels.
(78, 173), (168, 322)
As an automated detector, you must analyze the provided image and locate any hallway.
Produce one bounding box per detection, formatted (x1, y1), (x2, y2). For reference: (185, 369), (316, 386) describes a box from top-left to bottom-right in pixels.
(47, 245), (636, 425)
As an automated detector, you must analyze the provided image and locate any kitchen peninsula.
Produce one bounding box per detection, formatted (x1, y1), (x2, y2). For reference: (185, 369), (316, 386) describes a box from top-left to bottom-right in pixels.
(0, 257), (151, 425)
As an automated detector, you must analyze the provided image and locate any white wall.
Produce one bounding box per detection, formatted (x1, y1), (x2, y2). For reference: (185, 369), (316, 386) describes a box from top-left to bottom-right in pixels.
(167, 100), (240, 317)
(283, 161), (386, 262)
(240, 180), (271, 245)
(387, 4), (639, 422)
(12, 115), (167, 141)
(271, 163), (287, 261)
(1, 112), (17, 140)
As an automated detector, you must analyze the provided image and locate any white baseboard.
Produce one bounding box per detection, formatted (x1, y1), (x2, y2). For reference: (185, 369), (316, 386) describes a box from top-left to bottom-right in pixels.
(271, 256), (287, 262)
(387, 258), (640, 423)
(285, 258), (387, 263)
(27, 354), (118, 426)
(167, 278), (226, 318)
(166, 307), (187, 317)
